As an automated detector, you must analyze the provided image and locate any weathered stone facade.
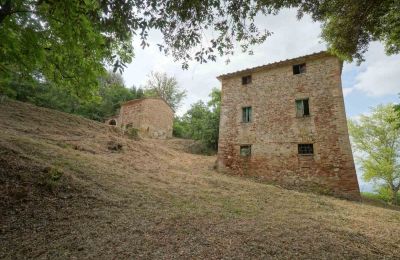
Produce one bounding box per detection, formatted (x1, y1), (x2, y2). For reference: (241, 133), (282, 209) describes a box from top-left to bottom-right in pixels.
(106, 98), (173, 139)
(217, 52), (360, 200)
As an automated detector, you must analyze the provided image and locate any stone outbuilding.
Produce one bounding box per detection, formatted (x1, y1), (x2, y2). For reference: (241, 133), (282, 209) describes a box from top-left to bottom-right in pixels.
(106, 98), (174, 139)
(216, 51), (360, 200)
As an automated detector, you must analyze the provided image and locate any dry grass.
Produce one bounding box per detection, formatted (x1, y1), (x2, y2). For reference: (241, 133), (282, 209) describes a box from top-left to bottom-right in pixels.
(1, 99), (400, 259)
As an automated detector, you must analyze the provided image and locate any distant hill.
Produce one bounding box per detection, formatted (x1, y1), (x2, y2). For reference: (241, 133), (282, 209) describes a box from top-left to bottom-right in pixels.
(1, 99), (399, 259)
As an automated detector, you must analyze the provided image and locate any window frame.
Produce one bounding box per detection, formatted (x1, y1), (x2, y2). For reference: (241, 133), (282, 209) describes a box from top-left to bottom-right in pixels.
(298, 144), (314, 155)
(242, 75), (252, 85)
(293, 63), (306, 75)
(242, 106), (252, 123)
(295, 98), (310, 117)
(240, 145), (252, 157)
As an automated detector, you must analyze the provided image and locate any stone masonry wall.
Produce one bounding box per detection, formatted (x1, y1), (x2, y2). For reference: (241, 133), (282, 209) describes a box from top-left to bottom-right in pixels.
(217, 54), (360, 200)
(118, 98), (173, 139)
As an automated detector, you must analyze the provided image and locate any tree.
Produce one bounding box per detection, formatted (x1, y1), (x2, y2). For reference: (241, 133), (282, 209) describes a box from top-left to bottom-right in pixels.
(173, 88), (221, 151)
(348, 104), (400, 205)
(144, 71), (186, 110)
(291, 0), (400, 63)
(0, 70), (138, 122)
(2, 1), (398, 96)
(0, 0), (134, 96)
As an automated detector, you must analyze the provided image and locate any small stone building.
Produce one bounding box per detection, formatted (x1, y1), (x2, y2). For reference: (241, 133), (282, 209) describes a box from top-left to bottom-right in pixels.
(106, 98), (174, 139)
(217, 51), (360, 199)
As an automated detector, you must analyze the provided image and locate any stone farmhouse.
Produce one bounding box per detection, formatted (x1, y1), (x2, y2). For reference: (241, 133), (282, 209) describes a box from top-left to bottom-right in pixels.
(216, 51), (360, 200)
(106, 98), (173, 139)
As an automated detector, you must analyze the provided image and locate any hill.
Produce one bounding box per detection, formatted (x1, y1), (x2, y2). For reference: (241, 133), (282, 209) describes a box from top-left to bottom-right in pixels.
(1, 99), (399, 259)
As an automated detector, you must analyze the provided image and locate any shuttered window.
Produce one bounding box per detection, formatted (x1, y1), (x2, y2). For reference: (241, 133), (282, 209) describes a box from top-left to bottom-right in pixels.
(296, 99), (310, 117)
(242, 107), (252, 123)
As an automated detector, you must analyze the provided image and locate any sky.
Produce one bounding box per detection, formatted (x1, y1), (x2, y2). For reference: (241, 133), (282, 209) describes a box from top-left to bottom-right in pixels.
(121, 9), (400, 192)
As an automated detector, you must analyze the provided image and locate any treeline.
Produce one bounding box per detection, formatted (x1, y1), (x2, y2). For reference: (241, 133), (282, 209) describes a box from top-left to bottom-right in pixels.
(173, 88), (221, 153)
(0, 71), (186, 122)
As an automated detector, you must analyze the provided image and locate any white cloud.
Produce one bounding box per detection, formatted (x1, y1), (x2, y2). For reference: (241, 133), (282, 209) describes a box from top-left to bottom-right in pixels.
(349, 43), (400, 97)
(122, 9), (400, 115)
(122, 8), (326, 115)
(342, 88), (354, 97)
(354, 58), (400, 96)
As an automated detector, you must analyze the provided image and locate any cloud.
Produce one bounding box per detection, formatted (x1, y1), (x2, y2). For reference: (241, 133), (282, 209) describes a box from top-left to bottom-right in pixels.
(122, 9), (399, 116)
(342, 88), (354, 97)
(349, 43), (400, 97)
(122, 9), (326, 115)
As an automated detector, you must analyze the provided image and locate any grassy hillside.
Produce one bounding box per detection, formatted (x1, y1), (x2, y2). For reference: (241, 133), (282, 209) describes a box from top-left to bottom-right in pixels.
(1, 99), (400, 259)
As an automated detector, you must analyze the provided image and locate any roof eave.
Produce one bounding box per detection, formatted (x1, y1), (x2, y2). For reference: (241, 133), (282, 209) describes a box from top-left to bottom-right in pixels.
(216, 51), (334, 80)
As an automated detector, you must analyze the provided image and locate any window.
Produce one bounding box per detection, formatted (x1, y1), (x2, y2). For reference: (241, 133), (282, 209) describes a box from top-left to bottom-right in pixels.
(240, 145), (251, 157)
(242, 75), (252, 85)
(296, 99), (310, 117)
(298, 144), (314, 155)
(293, 63), (306, 75)
(242, 106), (252, 123)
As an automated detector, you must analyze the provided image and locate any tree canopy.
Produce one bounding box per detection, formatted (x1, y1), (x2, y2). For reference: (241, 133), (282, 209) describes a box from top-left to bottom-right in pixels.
(174, 88), (221, 153)
(348, 104), (400, 205)
(1, 0), (398, 95)
(1, 70), (143, 122)
(143, 71), (187, 111)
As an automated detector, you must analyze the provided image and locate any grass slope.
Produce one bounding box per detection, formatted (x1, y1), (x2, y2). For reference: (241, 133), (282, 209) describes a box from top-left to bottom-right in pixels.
(1, 99), (400, 259)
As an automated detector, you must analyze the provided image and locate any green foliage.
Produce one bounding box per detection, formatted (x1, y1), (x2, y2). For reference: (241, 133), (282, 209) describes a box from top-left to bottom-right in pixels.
(2, 0), (398, 97)
(0, 0), (269, 95)
(174, 88), (220, 152)
(143, 71), (187, 110)
(0, 71), (140, 122)
(0, 0), (135, 96)
(362, 190), (400, 205)
(304, 0), (400, 63)
(40, 167), (64, 193)
(348, 104), (400, 205)
(2, 0), (397, 99)
(126, 127), (140, 140)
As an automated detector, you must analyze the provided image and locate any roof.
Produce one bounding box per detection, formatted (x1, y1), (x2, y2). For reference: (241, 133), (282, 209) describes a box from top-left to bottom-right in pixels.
(121, 97), (174, 112)
(217, 51), (335, 80)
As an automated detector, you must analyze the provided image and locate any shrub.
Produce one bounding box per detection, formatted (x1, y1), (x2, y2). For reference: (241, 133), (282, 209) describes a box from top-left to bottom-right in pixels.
(126, 127), (140, 140)
(40, 167), (64, 193)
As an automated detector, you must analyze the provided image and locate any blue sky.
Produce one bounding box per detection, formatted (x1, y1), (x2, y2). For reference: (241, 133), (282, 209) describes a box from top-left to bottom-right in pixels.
(121, 9), (400, 192)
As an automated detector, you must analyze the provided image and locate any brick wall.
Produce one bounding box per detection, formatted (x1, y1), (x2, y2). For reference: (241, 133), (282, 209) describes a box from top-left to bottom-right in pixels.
(217, 53), (360, 200)
(118, 98), (173, 139)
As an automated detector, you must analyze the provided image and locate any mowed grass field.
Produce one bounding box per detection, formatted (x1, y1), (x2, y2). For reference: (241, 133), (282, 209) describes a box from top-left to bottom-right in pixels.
(1, 99), (399, 259)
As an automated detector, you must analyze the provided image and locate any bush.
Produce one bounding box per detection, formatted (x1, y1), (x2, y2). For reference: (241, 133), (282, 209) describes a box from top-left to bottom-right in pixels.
(40, 167), (64, 193)
(126, 127), (140, 140)
(362, 189), (400, 205)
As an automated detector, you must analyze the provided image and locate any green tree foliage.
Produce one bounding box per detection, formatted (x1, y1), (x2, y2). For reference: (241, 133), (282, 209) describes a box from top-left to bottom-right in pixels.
(292, 0), (400, 63)
(144, 71), (187, 110)
(1, 70), (140, 122)
(2, 0), (397, 97)
(2, 1), (397, 98)
(348, 104), (400, 205)
(0, 0), (134, 95)
(174, 88), (221, 152)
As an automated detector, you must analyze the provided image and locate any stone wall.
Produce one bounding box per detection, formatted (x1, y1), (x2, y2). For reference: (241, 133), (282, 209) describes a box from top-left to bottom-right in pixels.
(217, 53), (360, 200)
(118, 98), (173, 139)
